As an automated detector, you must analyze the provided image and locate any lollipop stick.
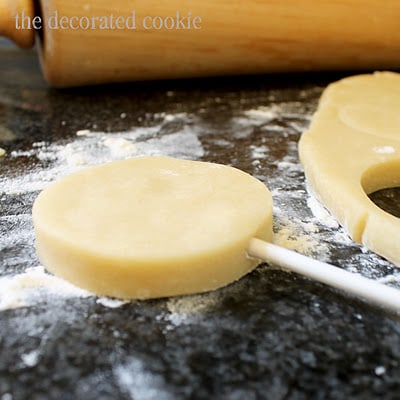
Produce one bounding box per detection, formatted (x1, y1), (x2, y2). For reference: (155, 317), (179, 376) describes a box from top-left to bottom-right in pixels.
(247, 238), (400, 312)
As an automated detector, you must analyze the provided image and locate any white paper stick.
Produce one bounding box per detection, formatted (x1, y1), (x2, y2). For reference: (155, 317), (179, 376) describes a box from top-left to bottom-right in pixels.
(247, 238), (400, 312)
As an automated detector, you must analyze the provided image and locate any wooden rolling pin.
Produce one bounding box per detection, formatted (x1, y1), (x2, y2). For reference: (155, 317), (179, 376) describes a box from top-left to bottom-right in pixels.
(1, 0), (400, 87)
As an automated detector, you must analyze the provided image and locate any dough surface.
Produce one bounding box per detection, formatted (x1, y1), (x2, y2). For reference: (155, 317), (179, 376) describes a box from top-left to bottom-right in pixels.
(299, 72), (400, 266)
(33, 156), (273, 299)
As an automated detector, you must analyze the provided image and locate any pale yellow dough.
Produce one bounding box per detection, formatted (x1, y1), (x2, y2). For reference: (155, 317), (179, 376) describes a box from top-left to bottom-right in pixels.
(32, 156), (273, 299)
(299, 72), (400, 266)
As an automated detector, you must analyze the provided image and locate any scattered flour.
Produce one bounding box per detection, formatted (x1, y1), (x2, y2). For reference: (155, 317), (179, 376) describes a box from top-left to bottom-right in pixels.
(0, 266), (129, 312)
(250, 145), (269, 159)
(277, 161), (296, 170)
(374, 366), (387, 376)
(231, 105), (281, 139)
(3, 113), (204, 195)
(163, 292), (220, 327)
(245, 101), (334, 260)
(114, 358), (174, 400)
(307, 195), (340, 229)
(57, 144), (88, 167)
(103, 137), (138, 158)
(276, 155), (304, 173)
(243, 105), (280, 122)
(76, 129), (92, 136)
(333, 230), (353, 245)
(273, 217), (330, 259)
(96, 297), (129, 308)
(0, 266), (91, 311)
(21, 349), (40, 367)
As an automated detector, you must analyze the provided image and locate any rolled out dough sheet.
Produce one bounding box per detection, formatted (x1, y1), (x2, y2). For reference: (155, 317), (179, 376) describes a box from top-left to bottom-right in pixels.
(299, 71), (400, 266)
(32, 156), (273, 299)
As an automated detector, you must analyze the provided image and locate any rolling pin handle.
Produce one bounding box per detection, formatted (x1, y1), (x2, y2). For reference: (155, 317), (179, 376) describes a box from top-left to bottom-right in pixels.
(0, 0), (35, 48)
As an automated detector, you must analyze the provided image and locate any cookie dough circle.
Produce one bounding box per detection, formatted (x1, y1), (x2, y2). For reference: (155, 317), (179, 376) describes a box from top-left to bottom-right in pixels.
(299, 71), (400, 267)
(33, 156), (273, 299)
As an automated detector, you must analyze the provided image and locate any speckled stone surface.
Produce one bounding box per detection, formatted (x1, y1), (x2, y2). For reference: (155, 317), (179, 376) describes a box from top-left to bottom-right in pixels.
(1, 44), (400, 400)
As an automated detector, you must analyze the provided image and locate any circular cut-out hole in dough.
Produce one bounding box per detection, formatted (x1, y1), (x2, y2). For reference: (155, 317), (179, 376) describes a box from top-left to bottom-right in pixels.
(361, 159), (400, 195)
(362, 160), (400, 218)
(369, 188), (400, 219)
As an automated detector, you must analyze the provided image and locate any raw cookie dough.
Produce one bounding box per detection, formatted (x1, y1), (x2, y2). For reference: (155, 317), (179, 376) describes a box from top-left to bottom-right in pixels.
(33, 156), (273, 299)
(0, 148), (5, 157)
(299, 71), (400, 266)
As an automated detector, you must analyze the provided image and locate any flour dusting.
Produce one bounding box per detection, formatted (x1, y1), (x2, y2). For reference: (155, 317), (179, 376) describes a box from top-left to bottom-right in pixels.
(164, 292), (220, 327)
(114, 358), (174, 400)
(243, 105), (280, 122)
(273, 216), (330, 259)
(0, 266), (91, 311)
(307, 195), (340, 229)
(3, 113), (203, 195)
(96, 297), (129, 309)
(21, 349), (40, 367)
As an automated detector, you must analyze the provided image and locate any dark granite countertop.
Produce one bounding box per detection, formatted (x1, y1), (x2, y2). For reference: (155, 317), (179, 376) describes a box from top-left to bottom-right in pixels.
(1, 42), (400, 400)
